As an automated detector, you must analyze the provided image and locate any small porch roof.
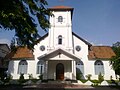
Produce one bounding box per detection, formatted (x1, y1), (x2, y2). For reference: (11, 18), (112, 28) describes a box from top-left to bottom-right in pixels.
(38, 48), (81, 61)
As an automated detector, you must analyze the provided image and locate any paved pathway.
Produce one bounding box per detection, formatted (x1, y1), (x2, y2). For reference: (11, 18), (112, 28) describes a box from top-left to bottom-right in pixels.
(24, 83), (93, 89)
(0, 83), (119, 90)
(23, 83), (120, 90)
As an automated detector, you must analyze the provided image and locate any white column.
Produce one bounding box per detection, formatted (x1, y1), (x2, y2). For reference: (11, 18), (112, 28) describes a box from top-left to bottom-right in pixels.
(72, 60), (74, 80)
(72, 60), (76, 80)
(44, 61), (48, 80)
(73, 60), (76, 80)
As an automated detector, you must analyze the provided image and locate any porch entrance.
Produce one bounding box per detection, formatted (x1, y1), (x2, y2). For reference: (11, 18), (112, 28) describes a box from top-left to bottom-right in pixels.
(56, 63), (64, 80)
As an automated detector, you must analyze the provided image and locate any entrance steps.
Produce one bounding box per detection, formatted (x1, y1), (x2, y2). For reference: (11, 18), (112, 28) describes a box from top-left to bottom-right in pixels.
(48, 80), (71, 84)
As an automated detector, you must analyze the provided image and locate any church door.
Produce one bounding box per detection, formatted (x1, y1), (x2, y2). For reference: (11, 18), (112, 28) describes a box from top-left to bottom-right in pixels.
(56, 63), (64, 80)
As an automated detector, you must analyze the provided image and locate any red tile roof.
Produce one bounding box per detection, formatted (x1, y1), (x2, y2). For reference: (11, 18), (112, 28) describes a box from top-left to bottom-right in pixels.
(5, 47), (34, 60)
(88, 46), (116, 60)
(6, 45), (115, 60)
(48, 6), (73, 10)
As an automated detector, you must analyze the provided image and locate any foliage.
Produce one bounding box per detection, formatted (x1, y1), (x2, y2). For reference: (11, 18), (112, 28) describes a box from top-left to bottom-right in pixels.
(10, 38), (16, 51)
(80, 79), (87, 83)
(19, 73), (25, 83)
(30, 79), (38, 83)
(76, 72), (83, 80)
(4, 74), (13, 83)
(0, 0), (51, 49)
(86, 74), (92, 80)
(0, 68), (7, 81)
(91, 80), (100, 83)
(76, 68), (85, 80)
(110, 42), (120, 77)
(28, 74), (33, 79)
(98, 73), (104, 83)
(91, 82), (99, 86)
(38, 74), (43, 80)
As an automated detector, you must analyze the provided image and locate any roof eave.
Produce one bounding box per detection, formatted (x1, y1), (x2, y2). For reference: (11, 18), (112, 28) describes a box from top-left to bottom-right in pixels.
(12, 57), (34, 60)
(73, 32), (92, 46)
(38, 48), (81, 60)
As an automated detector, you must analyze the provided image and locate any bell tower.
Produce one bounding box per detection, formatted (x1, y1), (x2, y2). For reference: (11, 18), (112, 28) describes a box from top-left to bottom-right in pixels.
(48, 6), (74, 52)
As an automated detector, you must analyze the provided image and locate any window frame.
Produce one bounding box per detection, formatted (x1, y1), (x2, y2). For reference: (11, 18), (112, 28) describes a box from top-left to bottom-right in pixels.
(76, 60), (84, 74)
(18, 60), (28, 74)
(36, 60), (44, 74)
(58, 16), (63, 22)
(94, 60), (104, 75)
(75, 45), (81, 51)
(58, 35), (62, 45)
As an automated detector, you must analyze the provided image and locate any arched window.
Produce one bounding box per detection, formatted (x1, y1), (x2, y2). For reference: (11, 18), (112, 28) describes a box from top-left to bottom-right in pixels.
(18, 60), (28, 74)
(76, 60), (84, 74)
(58, 16), (63, 22)
(58, 35), (62, 44)
(94, 60), (104, 75)
(37, 60), (44, 74)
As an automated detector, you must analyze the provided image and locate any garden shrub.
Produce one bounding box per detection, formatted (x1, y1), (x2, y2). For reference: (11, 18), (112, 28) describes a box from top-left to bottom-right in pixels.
(76, 68), (85, 80)
(98, 73), (104, 83)
(4, 74), (13, 83)
(86, 74), (92, 80)
(19, 73), (25, 83)
(91, 80), (100, 86)
(38, 74), (43, 80)
(28, 74), (33, 79)
(80, 79), (87, 83)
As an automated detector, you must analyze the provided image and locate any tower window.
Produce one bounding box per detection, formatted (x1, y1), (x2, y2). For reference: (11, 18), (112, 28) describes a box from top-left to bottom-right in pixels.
(58, 35), (62, 44)
(58, 16), (63, 22)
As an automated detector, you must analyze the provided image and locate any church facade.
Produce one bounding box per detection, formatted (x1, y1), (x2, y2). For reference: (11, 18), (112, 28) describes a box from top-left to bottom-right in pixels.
(8, 6), (116, 80)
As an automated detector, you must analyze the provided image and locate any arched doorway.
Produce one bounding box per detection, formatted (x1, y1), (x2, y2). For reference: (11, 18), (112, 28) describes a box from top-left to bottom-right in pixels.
(56, 63), (64, 80)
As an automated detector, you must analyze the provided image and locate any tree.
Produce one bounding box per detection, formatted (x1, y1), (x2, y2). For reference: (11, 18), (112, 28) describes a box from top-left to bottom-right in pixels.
(110, 42), (120, 79)
(0, 0), (51, 49)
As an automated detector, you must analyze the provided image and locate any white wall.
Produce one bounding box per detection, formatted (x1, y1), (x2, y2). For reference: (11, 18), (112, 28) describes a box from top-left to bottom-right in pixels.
(82, 60), (116, 80)
(49, 11), (73, 51)
(8, 60), (37, 79)
(34, 36), (49, 57)
(73, 35), (88, 58)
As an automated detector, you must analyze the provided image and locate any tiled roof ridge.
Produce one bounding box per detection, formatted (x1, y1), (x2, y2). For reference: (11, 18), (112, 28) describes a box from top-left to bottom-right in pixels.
(92, 46), (111, 47)
(48, 5), (73, 10)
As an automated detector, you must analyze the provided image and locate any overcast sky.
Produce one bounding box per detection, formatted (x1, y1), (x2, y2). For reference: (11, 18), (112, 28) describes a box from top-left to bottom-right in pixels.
(0, 0), (120, 46)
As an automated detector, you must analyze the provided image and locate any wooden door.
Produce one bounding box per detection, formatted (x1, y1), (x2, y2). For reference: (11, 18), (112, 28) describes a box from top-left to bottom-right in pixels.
(56, 63), (64, 80)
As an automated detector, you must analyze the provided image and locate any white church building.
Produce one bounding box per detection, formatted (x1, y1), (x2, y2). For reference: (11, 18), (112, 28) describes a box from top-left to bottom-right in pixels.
(8, 6), (116, 81)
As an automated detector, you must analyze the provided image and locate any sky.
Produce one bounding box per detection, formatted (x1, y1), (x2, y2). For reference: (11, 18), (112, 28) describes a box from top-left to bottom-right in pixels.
(0, 0), (120, 46)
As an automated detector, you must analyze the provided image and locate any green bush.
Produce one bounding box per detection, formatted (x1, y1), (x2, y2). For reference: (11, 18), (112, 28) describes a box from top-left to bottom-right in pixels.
(91, 80), (100, 83)
(86, 74), (92, 80)
(19, 73), (25, 83)
(76, 72), (83, 80)
(98, 73), (104, 83)
(38, 74), (43, 80)
(91, 83), (99, 86)
(4, 74), (13, 83)
(76, 68), (84, 80)
(28, 74), (33, 79)
(30, 79), (38, 83)
(91, 80), (100, 86)
(80, 79), (87, 83)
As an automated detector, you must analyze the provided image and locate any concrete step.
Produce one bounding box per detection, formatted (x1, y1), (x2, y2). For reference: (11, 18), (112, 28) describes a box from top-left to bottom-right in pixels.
(48, 80), (71, 84)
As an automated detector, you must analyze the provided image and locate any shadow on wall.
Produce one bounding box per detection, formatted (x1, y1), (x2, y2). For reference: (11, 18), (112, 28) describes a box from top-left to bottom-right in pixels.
(76, 68), (85, 80)
(8, 61), (15, 74)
